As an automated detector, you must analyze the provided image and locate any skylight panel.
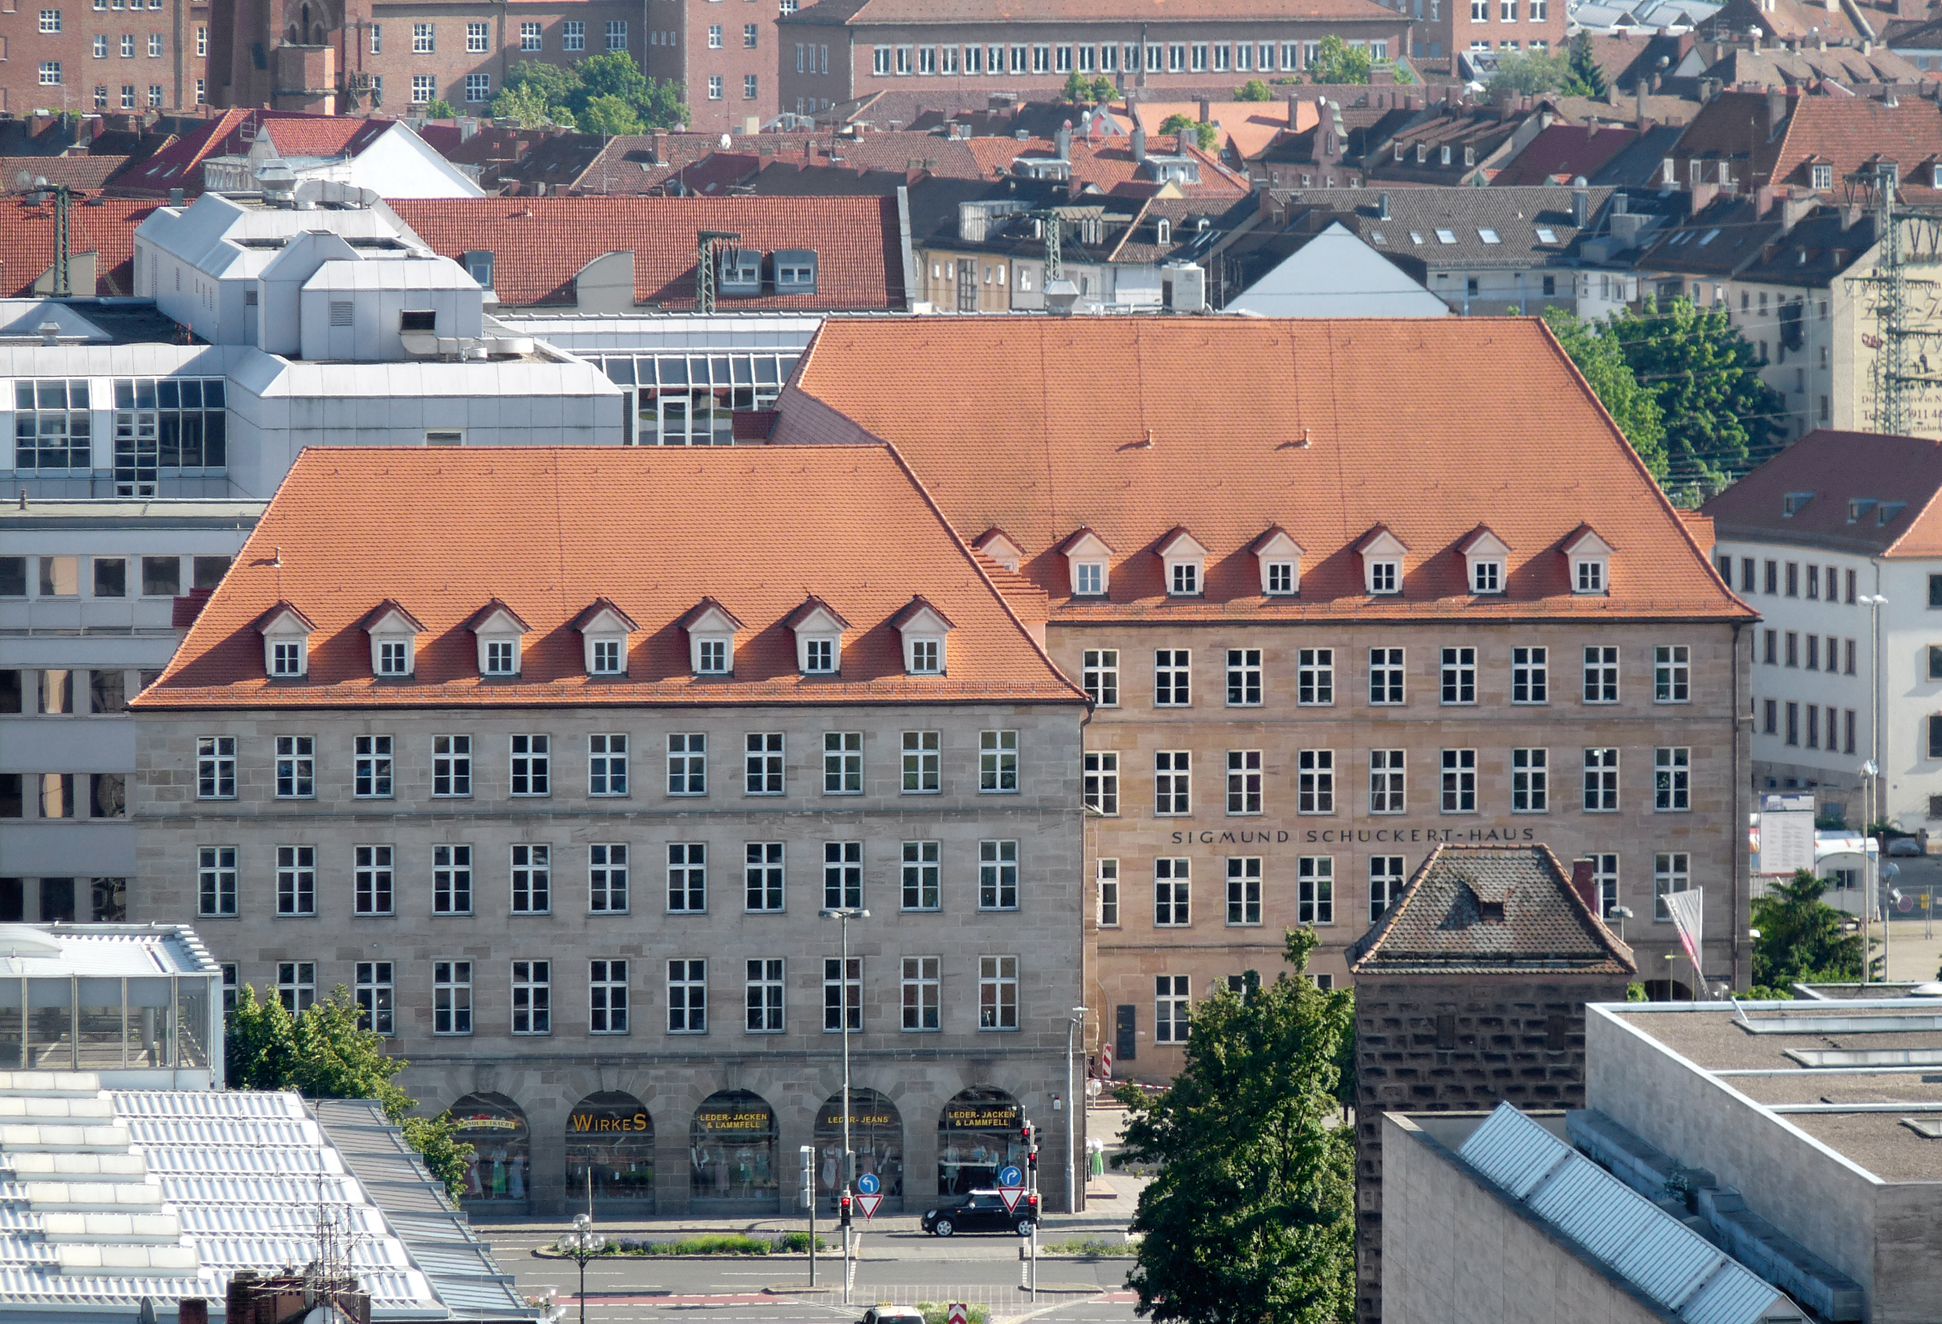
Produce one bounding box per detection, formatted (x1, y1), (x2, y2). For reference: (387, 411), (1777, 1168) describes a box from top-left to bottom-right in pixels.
(1435, 228), (1458, 244)
(1478, 228), (1501, 244)
(1409, 230), (1425, 244)
(1699, 228), (1720, 246)
(1535, 226), (1558, 243)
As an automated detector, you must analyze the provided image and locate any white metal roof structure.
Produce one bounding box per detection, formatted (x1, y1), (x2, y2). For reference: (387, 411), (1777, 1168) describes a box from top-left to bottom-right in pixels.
(1457, 1103), (1807, 1324)
(0, 1075), (540, 1321)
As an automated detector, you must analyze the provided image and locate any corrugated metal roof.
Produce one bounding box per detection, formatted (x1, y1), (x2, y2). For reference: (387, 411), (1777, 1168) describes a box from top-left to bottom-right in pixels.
(1457, 1105), (1807, 1324)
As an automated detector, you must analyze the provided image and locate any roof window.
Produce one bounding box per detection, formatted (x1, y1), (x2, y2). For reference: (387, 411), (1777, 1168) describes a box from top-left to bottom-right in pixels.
(461, 250), (495, 289)
(573, 598), (639, 678)
(1535, 226), (1558, 243)
(891, 596), (953, 675)
(1562, 526), (1613, 596)
(772, 248), (818, 294)
(255, 601), (314, 680)
(1157, 528), (1207, 598)
(1848, 498), (1878, 524)
(1460, 528), (1510, 597)
(719, 249), (763, 297)
(361, 600), (425, 678)
(680, 598), (743, 676)
(1478, 228), (1501, 245)
(1251, 527), (1302, 597)
(974, 529), (1025, 574)
(1060, 528), (1113, 599)
(1435, 228), (1457, 245)
(467, 599), (529, 678)
(1356, 526), (1407, 597)
(785, 596), (850, 676)
(1783, 491), (1816, 517)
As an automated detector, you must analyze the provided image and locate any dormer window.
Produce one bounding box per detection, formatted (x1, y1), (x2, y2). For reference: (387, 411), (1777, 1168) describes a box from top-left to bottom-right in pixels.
(1575, 560), (1605, 593)
(679, 598), (744, 678)
(1355, 526), (1408, 597)
(572, 599), (639, 678)
(1170, 562), (1199, 595)
(1157, 528), (1208, 599)
(360, 600), (425, 679)
(1460, 527), (1509, 597)
(1783, 491), (1815, 517)
(974, 529), (1025, 575)
(891, 596), (954, 676)
(376, 640), (411, 675)
(785, 596), (851, 677)
(1562, 526), (1614, 597)
(255, 601), (316, 681)
(483, 640), (517, 675)
(1059, 528), (1114, 599)
(1251, 527), (1302, 597)
(805, 638), (835, 672)
(465, 599), (531, 679)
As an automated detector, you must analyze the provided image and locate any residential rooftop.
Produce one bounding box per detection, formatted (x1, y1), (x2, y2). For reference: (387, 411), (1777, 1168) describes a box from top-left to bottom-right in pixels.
(780, 0), (1402, 25)
(1701, 429), (1942, 558)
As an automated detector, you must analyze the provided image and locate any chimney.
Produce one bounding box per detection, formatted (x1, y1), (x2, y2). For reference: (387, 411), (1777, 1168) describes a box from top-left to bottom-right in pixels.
(1755, 183), (1775, 216)
(1750, 22), (1764, 52)
(1178, 129), (1194, 156)
(178, 1301), (210, 1324)
(1378, 191), (1392, 220)
(1199, 98), (1212, 123)
(1570, 858), (1600, 916)
(1056, 119), (1072, 161)
(1132, 122), (1147, 163)
(1637, 78), (1648, 121)
(1572, 184), (1591, 228)
(1689, 180), (1720, 215)
(1767, 88), (1787, 137)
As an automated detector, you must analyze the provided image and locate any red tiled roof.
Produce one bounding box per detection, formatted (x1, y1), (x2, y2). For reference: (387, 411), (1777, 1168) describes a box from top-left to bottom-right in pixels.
(775, 317), (1753, 623)
(136, 447), (1084, 711)
(255, 113), (393, 161)
(0, 196), (160, 296)
(1769, 97), (1942, 202)
(1491, 124), (1642, 187)
(0, 156), (132, 194)
(961, 137), (1252, 199)
(386, 196), (904, 310)
(108, 109), (249, 197)
(1700, 429), (1942, 559)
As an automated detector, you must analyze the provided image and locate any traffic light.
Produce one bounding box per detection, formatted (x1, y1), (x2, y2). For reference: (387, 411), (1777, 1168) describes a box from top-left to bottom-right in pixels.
(839, 1193), (852, 1228)
(1027, 1193), (1040, 1217)
(1021, 1121), (1033, 1147)
(1027, 1148), (1038, 1172)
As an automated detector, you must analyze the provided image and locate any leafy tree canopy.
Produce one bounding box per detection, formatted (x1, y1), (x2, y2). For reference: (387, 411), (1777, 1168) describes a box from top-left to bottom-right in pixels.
(492, 54), (687, 134)
(1486, 50), (1589, 98)
(1568, 32), (1609, 99)
(1308, 36), (1373, 85)
(1159, 114), (1220, 152)
(579, 93), (645, 136)
(1751, 870), (1864, 990)
(421, 99), (458, 120)
(1117, 930), (1357, 1324)
(1235, 79), (1274, 101)
(1542, 306), (1669, 480)
(491, 82), (575, 130)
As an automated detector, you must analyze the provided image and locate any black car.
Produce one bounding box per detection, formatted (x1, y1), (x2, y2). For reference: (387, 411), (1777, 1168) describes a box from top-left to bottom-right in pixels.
(920, 1189), (1037, 1237)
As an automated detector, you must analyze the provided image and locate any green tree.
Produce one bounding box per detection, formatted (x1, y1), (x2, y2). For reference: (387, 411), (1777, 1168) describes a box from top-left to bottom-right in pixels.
(1568, 32), (1609, 99)
(579, 93), (645, 135)
(570, 51), (687, 129)
(1542, 307), (1669, 480)
(491, 82), (575, 130)
(1117, 930), (1356, 1324)
(1486, 50), (1583, 97)
(1307, 35), (1373, 85)
(1608, 297), (1784, 491)
(1089, 76), (1117, 104)
(421, 99), (458, 120)
(1751, 870), (1864, 990)
(1159, 114), (1220, 153)
(1235, 79), (1273, 101)
(1062, 70), (1096, 104)
(226, 986), (473, 1200)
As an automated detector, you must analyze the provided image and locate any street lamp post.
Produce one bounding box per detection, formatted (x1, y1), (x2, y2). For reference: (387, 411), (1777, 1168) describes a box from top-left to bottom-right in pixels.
(1860, 592), (1888, 984)
(1065, 1006), (1088, 1214)
(820, 906), (869, 1306)
(555, 1212), (601, 1324)
(1609, 905), (1634, 945)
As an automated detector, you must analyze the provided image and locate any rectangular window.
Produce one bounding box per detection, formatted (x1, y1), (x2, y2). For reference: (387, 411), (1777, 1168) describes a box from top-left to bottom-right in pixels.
(410, 73), (434, 104)
(746, 732), (784, 795)
(1297, 749), (1335, 815)
(1583, 748), (1620, 812)
(606, 19), (627, 50)
(979, 840), (1019, 910)
(823, 841), (862, 910)
(510, 734), (550, 797)
(1084, 751), (1120, 816)
(1654, 644), (1691, 703)
(353, 844), (394, 916)
(510, 843), (551, 914)
(1228, 649), (1265, 706)
(744, 74), (758, 99)
(745, 958), (784, 1034)
(433, 734), (471, 797)
(197, 846), (237, 917)
(1227, 750), (1262, 816)
(1298, 856), (1334, 924)
(1297, 648), (1336, 706)
(433, 844), (472, 915)
(1787, 562), (1799, 597)
(1441, 749), (1477, 813)
(276, 845), (316, 917)
(667, 733), (707, 795)
(354, 961), (394, 1036)
(465, 20), (487, 52)
(411, 22), (433, 52)
(901, 840), (940, 911)
(197, 735), (236, 800)
(1097, 858), (1120, 928)
(1655, 747), (1690, 812)
(1369, 750), (1406, 814)
(824, 956), (862, 1032)
(980, 729), (1019, 793)
(979, 955), (1019, 1030)
(1593, 854), (1619, 918)
(519, 21), (539, 51)
(434, 960), (472, 1034)
(901, 956), (940, 1032)
(588, 733), (628, 797)
(589, 843), (630, 914)
(511, 960), (551, 1035)
(1583, 645), (1619, 703)
(741, 838), (780, 912)
(664, 842), (706, 913)
(668, 959), (707, 1033)
(1786, 633), (1799, 667)
(1155, 650), (1191, 706)
(1511, 646), (1548, 704)
(1155, 751), (1191, 815)
(590, 958), (629, 1035)
(275, 962), (315, 1015)
(1654, 853), (1689, 921)
(1370, 856), (1405, 922)
(1226, 857), (1262, 926)
(1440, 647), (1477, 705)
(1369, 647), (1405, 705)
(1512, 748), (1548, 813)
(274, 735), (314, 799)
(1154, 858), (1190, 927)
(353, 734), (392, 799)
(1082, 649), (1119, 706)
(901, 730), (941, 793)
(563, 19), (584, 50)
(823, 731), (862, 794)
(464, 73), (489, 103)
(1156, 975), (1191, 1044)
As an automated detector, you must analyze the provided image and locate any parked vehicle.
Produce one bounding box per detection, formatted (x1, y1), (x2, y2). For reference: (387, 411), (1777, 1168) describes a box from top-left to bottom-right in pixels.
(1887, 836), (1925, 857)
(920, 1189), (1037, 1237)
(856, 1308), (926, 1324)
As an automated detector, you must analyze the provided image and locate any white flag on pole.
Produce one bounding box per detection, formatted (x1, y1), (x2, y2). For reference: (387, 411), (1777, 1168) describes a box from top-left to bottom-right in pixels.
(1662, 888), (1706, 996)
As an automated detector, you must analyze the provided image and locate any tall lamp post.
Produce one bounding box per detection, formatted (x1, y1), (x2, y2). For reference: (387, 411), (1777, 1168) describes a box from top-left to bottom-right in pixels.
(1065, 1006), (1088, 1214)
(1609, 905), (1634, 945)
(820, 905), (868, 1305)
(555, 1212), (601, 1324)
(1859, 590), (1888, 985)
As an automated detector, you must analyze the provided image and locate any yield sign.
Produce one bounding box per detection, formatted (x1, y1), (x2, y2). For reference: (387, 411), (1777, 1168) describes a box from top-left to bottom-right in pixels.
(856, 1192), (884, 1220)
(998, 1186), (1026, 1214)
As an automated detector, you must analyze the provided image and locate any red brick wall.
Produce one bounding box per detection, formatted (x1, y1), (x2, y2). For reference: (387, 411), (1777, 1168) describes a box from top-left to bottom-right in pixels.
(0, 0), (198, 116)
(667, 0), (778, 135)
(1417, 0), (1568, 65)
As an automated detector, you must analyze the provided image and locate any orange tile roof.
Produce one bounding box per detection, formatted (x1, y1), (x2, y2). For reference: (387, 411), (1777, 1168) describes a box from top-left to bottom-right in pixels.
(1121, 101), (1308, 161)
(385, 196), (904, 310)
(0, 196), (160, 296)
(1700, 429), (1942, 559)
(1769, 97), (1942, 203)
(775, 317), (1753, 623)
(108, 108), (250, 197)
(253, 112), (394, 161)
(136, 447), (1084, 711)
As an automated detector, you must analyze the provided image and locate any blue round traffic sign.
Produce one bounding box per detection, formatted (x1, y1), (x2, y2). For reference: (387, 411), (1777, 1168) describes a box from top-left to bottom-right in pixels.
(997, 1165), (1023, 1189)
(856, 1173), (881, 1195)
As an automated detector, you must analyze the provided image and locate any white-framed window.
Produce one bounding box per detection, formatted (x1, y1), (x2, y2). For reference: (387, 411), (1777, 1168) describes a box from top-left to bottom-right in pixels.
(197, 846), (238, 917)
(907, 636), (943, 674)
(606, 19), (628, 50)
(980, 729), (1019, 793)
(666, 843), (706, 913)
(433, 734), (471, 797)
(1441, 749), (1477, 813)
(1369, 647), (1405, 705)
(275, 961), (316, 1014)
(411, 74), (435, 105)
(1298, 749), (1335, 814)
(1471, 557), (1503, 594)
(433, 844), (472, 915)
(823, 841), (862, 910)
(667, 733), (707, 795)
(745, 732), (784, 795)
(412, 21), (433, 52)
(39, 8), (62, 31)
(510, 734), (550, 796)
(563, 19), (584, 50)
(269, 639), (306, 678)
(823, 956), (862, 1032)
(590, 958), (628, 1034)
(1073, 560), (1107, 597)
(1097, 858), (1120, 928)
(464, 73), (490, 103)
(1583, 645), (1619, 703)
(511, 960), (551, 1035)
(354, 844), (394, 916)
(40, 63), (64, 86)
(901, 957), (940, 1032)
(746, 957), (785, 1033)
(1155, 751), (1191, 816)
(352, 735), (392, 799)
(1582, 747), (1619, 812)
(901, 730), (940, 794)
(197, 736), (236, 800)
(1512, 748), (1548, 813)
(1440, 646), (1477, 705)
(1370, 856), (1405, 922)
(1296, 648), (1334, 706)
(1575, 558), (1607, 594)
(1655, 747), (1691, 811)
(355, 961), (394, 1036)
(1083, 751), (1120, 816)
(823, 731), (862, 794)
(274, 735), (314, 799)
(745, 842), (784, 912)
(696, 636), (730, 675)
(465, 20), (487, 52)
(1654, 853), (1689, 921)
(1298, 856), (1334, 924)
(708, 75), (724, 99)
(716, 26), (729, 50)
(369, 23), (380, 52)
(376, 637), (412, 676)
(120, 34), (133, 56)
(276, 845), (316, 917)
(520, 20), (540, 50)
(1225, 649), (1263, 706)
(1155, 650), (1191, 706)
(1226, 857), (1262, 926)
(1368, 559), (1400, 595)
(979, 839), (1019, 910)
(433, 960), (472, 1035)
(978, 955), (1020, 1030)
(1156, 974), (1191, 1044)
(1154, 858), (1190, 927)
(147, 33), (161, 56)
(1082, 649), (1119, 706)
(1369, 749), (1406, 814)
(590, 843), (630, 913)
(511, 843), (551, 914)
(1593, 854), (1619, 919)
(588, 733), (628, 797)
(901, 840), (940, 911)
(1654, 644), (1691, 703)
(668, 959), (707, 1033)
(1227, 750), (1262, 816)
(1511, 646), (1548, 704)
(803, 636), (837, 674)
(744, 74), (758, 98)
(95, 34), (108, 57)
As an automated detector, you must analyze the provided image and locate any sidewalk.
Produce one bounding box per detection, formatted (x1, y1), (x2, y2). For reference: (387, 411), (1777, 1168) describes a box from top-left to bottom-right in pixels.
(1884, 917), (1942, 984)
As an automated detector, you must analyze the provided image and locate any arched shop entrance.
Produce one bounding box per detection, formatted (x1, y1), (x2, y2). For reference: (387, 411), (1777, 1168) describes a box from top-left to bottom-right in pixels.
(937, 1086), (1023, 1196)
(451, 1092), (529, 1205)
(565, 1091), (654, 1210)
(689, 1089), (779, 1212)
(813, 1088), (904, 1210)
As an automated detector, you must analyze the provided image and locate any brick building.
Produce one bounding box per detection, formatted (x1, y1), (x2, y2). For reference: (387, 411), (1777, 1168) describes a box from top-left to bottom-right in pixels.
(1400, 0), (1568, 70)
(776, 0), (1410, 121)
(0, 0), (204, 117)
(130, 444), (1090, 1216)
(1346, 843), (1636, 1323)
